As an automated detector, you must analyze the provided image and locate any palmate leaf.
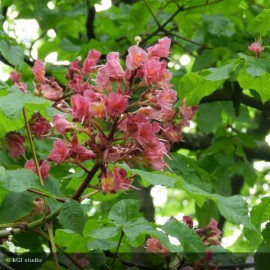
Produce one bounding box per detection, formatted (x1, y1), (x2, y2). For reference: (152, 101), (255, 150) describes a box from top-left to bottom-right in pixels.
(55, 229), (90, 253)
(0, 167), (41, 192)
(57, 199), (85, 235)
(179, 72), (222, 105)
(0, 40), (24, 68)
(131, 169), (177, 187)
(108, 199), (140, 225)
(238, 53), (270, 77)
(238, 69), (270, 103)
(203, 62), (235, 81)
(250, 197), (270, 228)
(251, 9), (270, 34)
(0, 191), (36, 223)
(162, 218), (205, 260)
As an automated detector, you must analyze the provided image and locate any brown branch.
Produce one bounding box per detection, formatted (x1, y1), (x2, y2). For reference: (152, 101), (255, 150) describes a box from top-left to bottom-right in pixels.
(71, 161), (101, 200)
(85, 1), (96, 40)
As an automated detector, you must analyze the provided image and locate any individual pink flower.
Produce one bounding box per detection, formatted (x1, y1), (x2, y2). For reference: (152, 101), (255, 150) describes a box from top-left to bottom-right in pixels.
(195, 218), (221, 246)
(6, 132), (26, 159)
(47, 139), (71, 164)
(145, 238), (168, 254)
(71, 94), (90, 122)
(37, 78), (63, 101)
(69, 75), (84, 93)
(162, 123), (182, 143)
(101, 167), (131, 193)
(52, 114), (76, 135)
(106, 52), (125, 81)
(113, 167), (131, 190)
(133, 120), (160, 146)
(29, 113), (51, 139)
(25, 159), (50, 181)
(143, 139), (167, 170)
(82, 49), (101, 74)
(70, 135), (95, 162)
(126, 45), (147, 70)
(142, 58), (162, 85)
(32, 59), (45, 83)
(180, 99), (198, 127)
(10, 71), (21, 83)
(103, 146), (122, 163)
(147, 37), (171, 58)
(67, 59), (81, 79)
(101, 170), (116, 193)
(107, 92), (128, 117)
(10, 71), (27, 93)
(135, 106), (161, 120)
(248, 41), (265, 58)
(95, 66), (111, 92)
(183, 215), (193, 228)
(157, 88), (177, 111)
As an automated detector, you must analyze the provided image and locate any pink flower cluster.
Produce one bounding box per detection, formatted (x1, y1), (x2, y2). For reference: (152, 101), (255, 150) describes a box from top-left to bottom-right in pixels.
(183, 216), (221, 246)
(32, 60), (63, 100)
(6, 37), (197, 194)
(145, 237), (168, 254)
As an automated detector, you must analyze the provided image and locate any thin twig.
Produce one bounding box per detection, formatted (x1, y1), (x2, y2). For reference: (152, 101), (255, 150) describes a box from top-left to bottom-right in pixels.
(111, 230), (125, 270)
(143, 0), (161, 28)
(27, 188), (67, 203)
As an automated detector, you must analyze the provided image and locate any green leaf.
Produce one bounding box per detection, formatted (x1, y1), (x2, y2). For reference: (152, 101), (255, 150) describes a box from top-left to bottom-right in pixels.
(179, 73), (222, 105)
(196, 102), (222, 133)
(0, 191), (35, 223)
(59, 38), (81, 52)
(123, 217), (154, 242)
(0, 88), (52, 119)
(91, 226), (120, 240)
(252, 9), (270, 34)
(0, 168), (41, 192)
(203, 62), (234, 81)
(0, 80), (7, 89)
(202, 14), (235, 37)
(0, 40), (24, 68)
(131, 169), (177, 187)
(87, 239), (118, 250)
(262, 223), (270, 249)
(238, 69), (270, 103)
(250, 197), (270, 228)
(108, 199), (140, 225)
(196, 200), (219, 226)
(55, 229), (90, 252)
(255, 242), (270, 270)
(211, 194), (256, 231)
(162, 218), (205, 259)
(238, 53), (270, 77)
(57, 199), (85, 235)
(0, 111), (24, 138)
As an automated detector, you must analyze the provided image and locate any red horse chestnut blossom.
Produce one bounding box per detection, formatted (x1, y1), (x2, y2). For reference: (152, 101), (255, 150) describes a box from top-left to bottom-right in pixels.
(29, 113), (51, 139)
(6, 132), (26, 159)
(32, 59), (63, 100)
(248, 41), (265, 58)
(145, 237), (168, 254)
(25, 159), (50, 181)
(26, 37), (197, 194)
